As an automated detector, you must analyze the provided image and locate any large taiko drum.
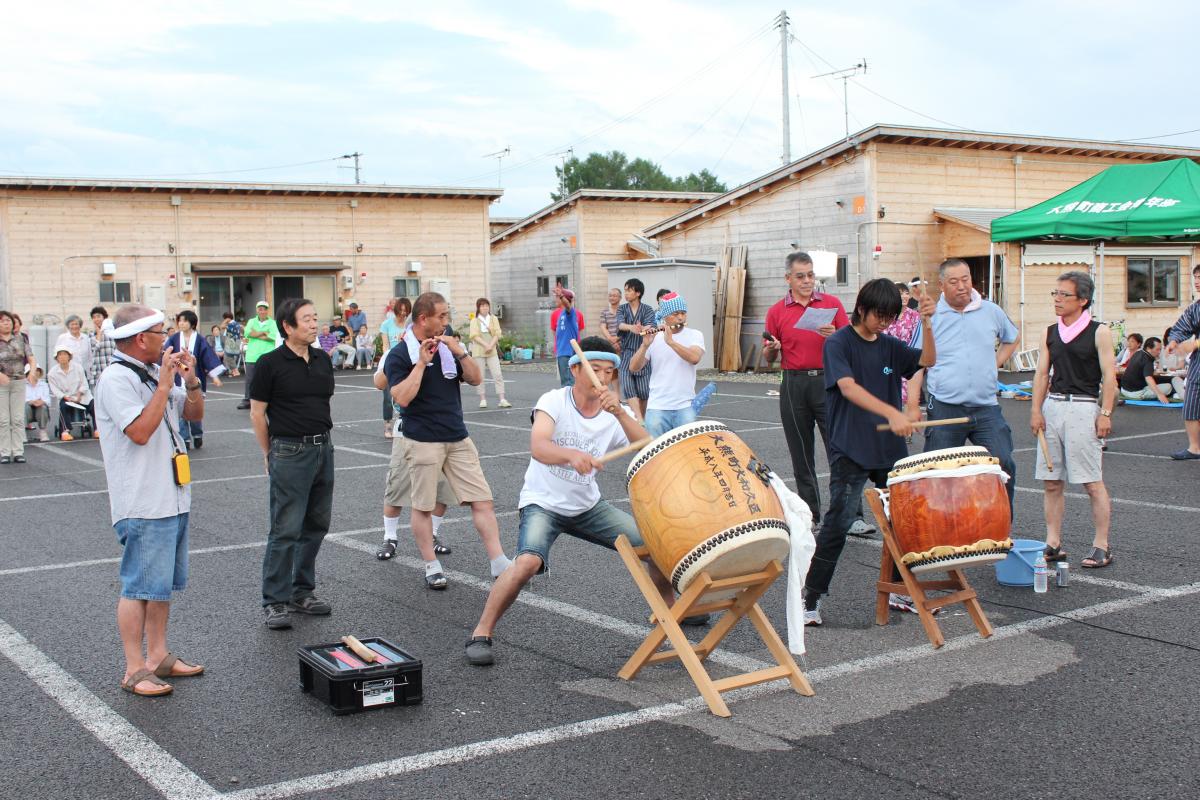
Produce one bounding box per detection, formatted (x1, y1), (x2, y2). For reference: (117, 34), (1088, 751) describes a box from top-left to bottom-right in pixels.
(625, 422), (790, 596)
(886, 446), (1013, 574)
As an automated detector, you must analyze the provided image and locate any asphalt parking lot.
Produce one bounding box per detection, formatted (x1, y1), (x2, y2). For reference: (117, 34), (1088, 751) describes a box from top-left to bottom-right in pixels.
(1, 366), (1197, 800)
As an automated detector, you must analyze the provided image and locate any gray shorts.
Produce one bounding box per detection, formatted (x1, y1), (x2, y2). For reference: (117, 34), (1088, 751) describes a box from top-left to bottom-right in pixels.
(1035, 398), (1103, 484)
(384, 436), (458, 509)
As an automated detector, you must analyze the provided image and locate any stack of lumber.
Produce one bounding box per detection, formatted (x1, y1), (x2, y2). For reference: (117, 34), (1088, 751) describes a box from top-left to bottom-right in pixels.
(714, 245), (748, 372)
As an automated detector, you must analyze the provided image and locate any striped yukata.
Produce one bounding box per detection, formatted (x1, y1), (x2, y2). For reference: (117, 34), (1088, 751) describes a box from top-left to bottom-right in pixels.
(616, 302), (655, 401)
(1167, 299), (1200, 421)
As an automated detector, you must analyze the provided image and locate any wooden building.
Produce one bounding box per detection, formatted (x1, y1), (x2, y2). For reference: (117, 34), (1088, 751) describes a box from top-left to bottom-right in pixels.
(644, 125), (1200, 352)
(488, 189), (717, 341)
(0, 177), (502, 332)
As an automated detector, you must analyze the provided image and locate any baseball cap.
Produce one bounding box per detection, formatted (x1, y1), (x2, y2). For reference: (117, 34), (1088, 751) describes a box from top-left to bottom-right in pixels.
(348, 302), (359, 308)
(256, 300), (269, 308)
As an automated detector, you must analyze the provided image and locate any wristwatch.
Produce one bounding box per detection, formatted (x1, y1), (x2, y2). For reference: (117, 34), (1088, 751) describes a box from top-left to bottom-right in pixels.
(1099, 408), (1111, 417)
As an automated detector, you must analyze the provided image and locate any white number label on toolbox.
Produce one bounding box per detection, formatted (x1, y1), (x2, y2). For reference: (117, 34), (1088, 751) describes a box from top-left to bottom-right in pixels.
(362, 678), (395, 707)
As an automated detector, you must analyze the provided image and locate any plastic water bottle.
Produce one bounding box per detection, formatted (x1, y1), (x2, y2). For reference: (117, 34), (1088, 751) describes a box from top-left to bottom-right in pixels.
(1033, 552), (1049, 593)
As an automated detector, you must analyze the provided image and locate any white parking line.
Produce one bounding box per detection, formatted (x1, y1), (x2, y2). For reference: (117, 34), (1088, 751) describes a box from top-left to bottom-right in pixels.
(1013, 485), (1200, 514)
(35, 444), (103, 467)
(222, 579), (1200, 800)
(0, 618), (218, 800)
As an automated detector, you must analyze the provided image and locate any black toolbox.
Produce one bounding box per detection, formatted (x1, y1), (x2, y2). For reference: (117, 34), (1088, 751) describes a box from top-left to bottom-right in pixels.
(298, 637), (423, 715)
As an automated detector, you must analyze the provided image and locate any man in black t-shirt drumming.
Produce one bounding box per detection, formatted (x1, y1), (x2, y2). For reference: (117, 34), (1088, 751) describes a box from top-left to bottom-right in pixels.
(1118, 337), (1172, 404)
(386, 292), (512, 590)
(250, 298), (337, 630)
(802, 279), (936, 627)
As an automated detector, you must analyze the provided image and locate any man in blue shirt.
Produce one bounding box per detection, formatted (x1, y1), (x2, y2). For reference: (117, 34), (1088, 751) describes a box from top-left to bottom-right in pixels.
(554, 288), (581, 387)
(802, 279), (935, 626)
(345, 302), (367, 333)
(917, 258), (1020, 514)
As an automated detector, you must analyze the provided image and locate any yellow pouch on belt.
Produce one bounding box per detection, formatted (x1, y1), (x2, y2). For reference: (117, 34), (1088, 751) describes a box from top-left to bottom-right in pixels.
(172, 452), (192, 486)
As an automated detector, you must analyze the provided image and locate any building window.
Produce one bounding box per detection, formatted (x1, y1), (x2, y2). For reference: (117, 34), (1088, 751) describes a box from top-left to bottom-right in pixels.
(1126, 258), (1180, 307)
(393, 277), (420, 299)
(835, 256), (849, 286)
(536, 276), (550, 297)
(99, 281), (132, 304)
(555, 275), (570, 291)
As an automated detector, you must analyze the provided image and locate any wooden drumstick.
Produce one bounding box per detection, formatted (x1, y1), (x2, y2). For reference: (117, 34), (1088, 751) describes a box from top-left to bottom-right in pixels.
(340, 635), (378, 663)
(598, 437), (652, 465)
(1037, 429), (1054, 471)
(874, 416), (970, 432)
(569, 339), (605, 391)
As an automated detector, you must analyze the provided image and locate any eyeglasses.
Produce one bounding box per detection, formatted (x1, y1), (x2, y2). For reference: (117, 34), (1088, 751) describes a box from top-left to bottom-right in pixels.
(789, 272), (816, 280)
(1049, 291), (1077, 299)
(142, 327), (167, 336)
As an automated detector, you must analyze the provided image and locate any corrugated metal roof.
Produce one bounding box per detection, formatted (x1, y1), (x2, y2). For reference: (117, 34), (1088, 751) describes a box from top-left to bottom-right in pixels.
(932, 207), (1015, 232)
(0, 176), (503, 200)
(644, 123), (1200, 238)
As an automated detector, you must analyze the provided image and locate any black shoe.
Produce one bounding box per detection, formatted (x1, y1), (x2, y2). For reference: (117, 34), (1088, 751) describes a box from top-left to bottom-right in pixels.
(681, 614), (711, 627)
(264, 603), (292, 630)
(236, 400), (250, 410)
(465, 636), (494, 665)
(425, 572), (448, 590)
(376, 540), (397, 560)
(12, 455), (26, 464)
(192, 437), (202, 449)
(433, 534), (451, 555)
(289, 595), (332, 615)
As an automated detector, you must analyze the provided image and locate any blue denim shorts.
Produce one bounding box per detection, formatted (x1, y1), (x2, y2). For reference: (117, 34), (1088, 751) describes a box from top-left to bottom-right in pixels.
(113, 513), (189, 601)
(517, 501), (643, 574)
(643, 406), (698, 438)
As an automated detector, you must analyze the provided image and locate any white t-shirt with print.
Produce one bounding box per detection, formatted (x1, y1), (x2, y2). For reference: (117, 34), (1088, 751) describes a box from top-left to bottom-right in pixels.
(645, 327), (705, 410)
(519, 387), (635, 515)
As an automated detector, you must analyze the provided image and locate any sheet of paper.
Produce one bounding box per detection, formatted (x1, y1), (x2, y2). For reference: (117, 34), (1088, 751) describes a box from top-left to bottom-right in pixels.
(793, 307), (837, 331)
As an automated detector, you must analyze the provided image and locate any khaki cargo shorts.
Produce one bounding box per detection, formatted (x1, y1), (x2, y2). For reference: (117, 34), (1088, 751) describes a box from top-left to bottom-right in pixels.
(384, 436), (459, 509)
(405, 437), (493, 512)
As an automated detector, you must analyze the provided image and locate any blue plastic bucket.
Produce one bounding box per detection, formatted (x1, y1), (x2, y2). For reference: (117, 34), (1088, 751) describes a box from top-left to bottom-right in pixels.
(995, 538), (1043, 586)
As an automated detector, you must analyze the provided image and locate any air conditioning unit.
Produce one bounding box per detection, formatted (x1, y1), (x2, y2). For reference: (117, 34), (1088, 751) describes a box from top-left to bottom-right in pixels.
(407, 260), (423, 273)
(494, 303), (505, 320)
(141, 284), (168, 311)
(341, 274), (355, 290)
(101, 262), (118, 276)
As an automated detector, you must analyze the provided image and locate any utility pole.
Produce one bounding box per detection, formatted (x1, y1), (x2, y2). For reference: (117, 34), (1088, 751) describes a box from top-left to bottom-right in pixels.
(811, 60), (867, 140)
(482, 146), (511, 188)
(340, 152), (364, 184)
(776, 10), (791, 164)
(550, 147), (574, 197)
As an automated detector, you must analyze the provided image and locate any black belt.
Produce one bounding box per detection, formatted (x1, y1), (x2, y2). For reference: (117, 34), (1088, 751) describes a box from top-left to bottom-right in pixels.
(272, 433), (332, 445)
(1048, 393), (1097, 404)
(785, 368), (823, 376)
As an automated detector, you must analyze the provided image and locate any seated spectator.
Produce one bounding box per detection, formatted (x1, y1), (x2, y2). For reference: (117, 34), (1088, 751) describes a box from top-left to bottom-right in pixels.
(54, 314), (92, 377)
(47, 347), (93, 440)
(317, 324), (338, 356)
(355, 326), (374, 369)
(329, 315), (357, 369)
(25, 368), (50, 442)
(1115, 332), (1143, 374)
(1120, 337), (1173, 403)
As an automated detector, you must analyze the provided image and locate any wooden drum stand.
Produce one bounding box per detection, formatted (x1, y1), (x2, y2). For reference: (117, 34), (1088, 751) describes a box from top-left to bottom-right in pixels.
(614, 535), (813, 718)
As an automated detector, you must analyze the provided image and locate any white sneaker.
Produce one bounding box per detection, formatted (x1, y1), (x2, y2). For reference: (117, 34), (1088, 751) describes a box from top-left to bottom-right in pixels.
(847, 519), (876, 538)
(479, 399), (488, 408)
(803, 603), (822, 627)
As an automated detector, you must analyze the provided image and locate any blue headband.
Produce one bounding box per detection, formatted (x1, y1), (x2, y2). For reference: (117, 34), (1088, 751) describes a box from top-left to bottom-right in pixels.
(568, 351), (621, 369)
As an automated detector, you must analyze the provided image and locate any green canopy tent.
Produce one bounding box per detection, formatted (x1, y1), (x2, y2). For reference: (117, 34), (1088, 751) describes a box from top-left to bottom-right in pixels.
(989, 157), (1200, 324)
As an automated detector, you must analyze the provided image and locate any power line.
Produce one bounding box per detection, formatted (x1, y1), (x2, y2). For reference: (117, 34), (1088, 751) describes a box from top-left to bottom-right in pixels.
(1118, 127), (1200, 142)
(439, 19), (778, 186)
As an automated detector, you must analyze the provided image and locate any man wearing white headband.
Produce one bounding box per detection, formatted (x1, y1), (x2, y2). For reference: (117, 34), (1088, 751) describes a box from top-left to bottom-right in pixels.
(628, 292), (705, 438)
(94, 304), (206, 697)
(465, 335), (697, 667)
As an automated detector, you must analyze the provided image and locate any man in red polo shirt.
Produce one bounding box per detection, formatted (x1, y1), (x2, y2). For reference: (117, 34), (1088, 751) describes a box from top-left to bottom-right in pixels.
(763, 251), (850, 522)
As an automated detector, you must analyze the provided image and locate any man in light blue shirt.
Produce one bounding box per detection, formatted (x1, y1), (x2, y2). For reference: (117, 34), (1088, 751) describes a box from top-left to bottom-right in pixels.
(918, 258), (1020, 514)
(346, 302), (367, 333)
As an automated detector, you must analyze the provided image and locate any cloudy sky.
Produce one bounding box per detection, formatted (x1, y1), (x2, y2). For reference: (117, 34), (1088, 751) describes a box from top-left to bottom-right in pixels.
(2, 0), (1197, 217)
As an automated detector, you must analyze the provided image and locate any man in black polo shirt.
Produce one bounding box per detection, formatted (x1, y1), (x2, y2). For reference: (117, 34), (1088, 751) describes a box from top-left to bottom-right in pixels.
(249, 297), (337, 630)
(1119, 337), (1172, 403)
(386, 292), (511, 590)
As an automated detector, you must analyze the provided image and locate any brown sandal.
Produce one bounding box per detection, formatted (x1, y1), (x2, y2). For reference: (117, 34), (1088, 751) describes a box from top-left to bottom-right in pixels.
(153, 652), (205, 679)
(1081, 547), (1113, 569)
(120, 668), (173, 697)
